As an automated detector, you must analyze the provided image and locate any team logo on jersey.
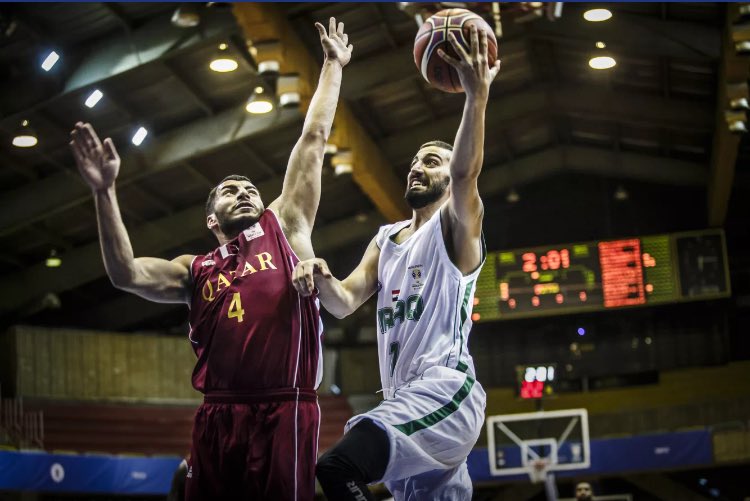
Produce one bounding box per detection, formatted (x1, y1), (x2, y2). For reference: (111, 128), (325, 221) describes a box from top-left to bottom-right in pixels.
(243, 222), (265, 242)
(408, 264), (424, 291)
(201, 259), (216, 267)
(391, 289), (400, 302)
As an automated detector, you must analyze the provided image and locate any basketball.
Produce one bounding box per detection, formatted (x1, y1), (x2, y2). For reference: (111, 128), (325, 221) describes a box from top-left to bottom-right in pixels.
(413, 8), (498, 93)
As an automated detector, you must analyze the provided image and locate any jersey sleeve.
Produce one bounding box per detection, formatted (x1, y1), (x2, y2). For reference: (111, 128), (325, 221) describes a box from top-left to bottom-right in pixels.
(375, 224), (393, 250)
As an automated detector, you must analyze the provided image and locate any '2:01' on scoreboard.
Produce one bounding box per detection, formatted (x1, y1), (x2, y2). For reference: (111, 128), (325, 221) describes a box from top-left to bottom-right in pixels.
(472, 229), (730, 321)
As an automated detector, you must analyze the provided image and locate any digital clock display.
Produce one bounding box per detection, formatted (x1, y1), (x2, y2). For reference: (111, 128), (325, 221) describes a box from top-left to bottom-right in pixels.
(473, 230), (729, 321)
(517, 364), (557, 399)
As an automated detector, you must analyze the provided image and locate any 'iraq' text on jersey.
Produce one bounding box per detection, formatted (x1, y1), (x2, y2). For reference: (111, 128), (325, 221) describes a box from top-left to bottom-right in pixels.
(188, 209), (323, 393)
(375, 208), (484, 395)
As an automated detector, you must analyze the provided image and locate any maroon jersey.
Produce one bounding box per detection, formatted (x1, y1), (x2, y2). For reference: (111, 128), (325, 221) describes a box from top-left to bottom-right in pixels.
(188, 209), (322, 392)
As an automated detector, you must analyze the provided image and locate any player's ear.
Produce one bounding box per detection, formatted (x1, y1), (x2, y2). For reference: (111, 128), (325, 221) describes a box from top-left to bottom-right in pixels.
(207, 214), (218, 230)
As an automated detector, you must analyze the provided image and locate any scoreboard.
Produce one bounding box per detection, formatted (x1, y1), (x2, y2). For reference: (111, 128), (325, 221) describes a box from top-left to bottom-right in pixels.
(473, 229), (730, 321)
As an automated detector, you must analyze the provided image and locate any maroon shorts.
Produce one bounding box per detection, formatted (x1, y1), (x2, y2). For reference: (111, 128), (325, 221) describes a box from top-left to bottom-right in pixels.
(185, 388), (319, 501)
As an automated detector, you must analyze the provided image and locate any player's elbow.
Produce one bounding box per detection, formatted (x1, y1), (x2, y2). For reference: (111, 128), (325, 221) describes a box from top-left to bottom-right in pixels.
(301, 123), (328, 146)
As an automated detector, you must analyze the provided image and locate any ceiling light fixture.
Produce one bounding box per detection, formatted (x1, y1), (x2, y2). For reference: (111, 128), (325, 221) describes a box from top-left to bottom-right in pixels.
(41, 51), (59, 71)
(589, 55), (616, 69)
(46, 249), (62, 268)
(583, 8), (612, 22)
(595, 41), (606, 49)
(209, 42), (238, 73)
(132, 127), (148, 146)
(332, 150), (353, 176)
(614, 184), (629, 201)
(506, 188), (520, 204)
(245, 87), (274, 114)
(12, 119), (38, 148)
(84, 89), (103, 108)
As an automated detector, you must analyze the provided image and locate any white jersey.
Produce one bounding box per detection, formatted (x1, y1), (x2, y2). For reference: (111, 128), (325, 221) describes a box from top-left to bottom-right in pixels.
(374, 208), (484, 395)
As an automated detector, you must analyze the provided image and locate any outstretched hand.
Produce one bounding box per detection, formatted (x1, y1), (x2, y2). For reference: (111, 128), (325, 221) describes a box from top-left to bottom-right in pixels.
(69, 122), (120, 191)
(437, 25), (501, 99)
(315, 17), (353, 67)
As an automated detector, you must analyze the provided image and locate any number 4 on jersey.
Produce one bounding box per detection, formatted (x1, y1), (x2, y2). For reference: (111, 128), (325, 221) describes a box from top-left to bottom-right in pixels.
(228, 292), (245, 322)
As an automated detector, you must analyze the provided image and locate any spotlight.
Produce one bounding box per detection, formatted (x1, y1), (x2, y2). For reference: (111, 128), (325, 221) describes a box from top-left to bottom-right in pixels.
(324, 143), (338, 155)
(725, 110), (748, 133)
(583, 8), (612, 22)
(736, 41), (750, 53)
(277, 74), (300, 109)
(332, 150), (353, 176)
(245, 87), (274, 114)
(209, 43), (238, 73)
(131, 126), (148, 146)
(46, 249), (62, 268)
(12, 120), (38, 148)
(258, 60), (280, 77)
(614, 184), (629, 201)
(41, 51), (59, 71)
(589, 56), (616, 69)
(506, 188), (520, 203)
(84, 89), (103, 108)
(595, 41), (606, 49)
(171, 4), (200, 28)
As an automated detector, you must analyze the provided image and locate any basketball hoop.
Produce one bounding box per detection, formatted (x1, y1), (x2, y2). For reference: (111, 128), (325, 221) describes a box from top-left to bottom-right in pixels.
(528, 458), (550, 484)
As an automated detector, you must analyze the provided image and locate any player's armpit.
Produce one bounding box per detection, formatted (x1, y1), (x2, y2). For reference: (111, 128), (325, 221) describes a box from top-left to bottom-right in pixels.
(114, 254), (193, 304)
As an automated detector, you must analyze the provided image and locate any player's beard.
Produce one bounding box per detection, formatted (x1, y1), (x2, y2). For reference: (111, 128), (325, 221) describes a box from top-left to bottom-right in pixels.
(405, 177), (449, 209)
(217, 212), (260, 239)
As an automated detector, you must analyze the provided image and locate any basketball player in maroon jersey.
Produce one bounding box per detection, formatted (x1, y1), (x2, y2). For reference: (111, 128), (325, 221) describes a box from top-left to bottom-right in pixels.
(69, 18), (353, 501)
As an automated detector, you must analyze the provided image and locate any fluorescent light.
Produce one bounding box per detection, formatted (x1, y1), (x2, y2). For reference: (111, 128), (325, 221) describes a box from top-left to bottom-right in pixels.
(12, 120), (38, 148)
(583, 9), (612, 22)
(41, 51), (60, 71)
(589, 56), (616, 69)
(209, 58), (238, 72)
(84, 89), (103, 108)
(595, 41), (606, 49)
(132, 127), (148, 146)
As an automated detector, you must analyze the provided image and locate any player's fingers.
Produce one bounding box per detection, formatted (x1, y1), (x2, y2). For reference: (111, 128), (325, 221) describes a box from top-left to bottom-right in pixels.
(337, 21), (344, 37)
(329, 17), (336, 37)
(320, 261), (332, 279)
(480, 29), (488, 62)
(69, 140), (85, 167)
(315, 22), (326, 39)
(470, 25), (479, 58)
(437, 49), (461, 69)
(448, 32), (470, 64)
(81, 122), (102, 151)
(342, 33), (348, 45)
(490, 59), (502, 80)
(103, 138), (119, 163)
(347, 44), (354, 54)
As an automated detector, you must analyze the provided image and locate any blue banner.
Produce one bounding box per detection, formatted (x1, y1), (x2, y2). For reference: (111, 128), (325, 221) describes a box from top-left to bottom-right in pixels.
(469, 428), (713, 483)
(0, 451), (181, 494)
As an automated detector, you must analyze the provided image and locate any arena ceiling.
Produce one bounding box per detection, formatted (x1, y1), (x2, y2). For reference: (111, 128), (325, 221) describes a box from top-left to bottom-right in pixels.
(0, 2), (747, 333)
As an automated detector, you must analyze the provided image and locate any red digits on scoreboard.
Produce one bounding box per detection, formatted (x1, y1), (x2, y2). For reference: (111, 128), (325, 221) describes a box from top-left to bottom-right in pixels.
(522, 252), (537, 273)
(561, 249), (570, 268)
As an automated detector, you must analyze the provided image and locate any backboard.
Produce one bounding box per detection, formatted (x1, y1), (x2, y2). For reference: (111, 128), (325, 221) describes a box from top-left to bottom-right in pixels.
(486, 408), (590, 478)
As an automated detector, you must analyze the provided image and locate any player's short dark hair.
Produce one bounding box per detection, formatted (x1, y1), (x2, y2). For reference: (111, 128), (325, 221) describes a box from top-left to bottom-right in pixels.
(419, 140), (453, 152)
(205, 174), (253, 216)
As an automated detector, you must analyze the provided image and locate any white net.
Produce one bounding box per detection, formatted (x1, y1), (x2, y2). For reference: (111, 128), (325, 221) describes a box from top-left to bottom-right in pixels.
(528, 458), (550, 484)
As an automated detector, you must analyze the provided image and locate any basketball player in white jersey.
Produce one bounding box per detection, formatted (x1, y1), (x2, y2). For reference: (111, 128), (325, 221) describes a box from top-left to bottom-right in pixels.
(292, 26), (501, 500)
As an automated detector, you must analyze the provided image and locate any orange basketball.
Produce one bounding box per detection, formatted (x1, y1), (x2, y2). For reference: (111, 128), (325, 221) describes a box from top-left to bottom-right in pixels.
(413, 8), (498, 93)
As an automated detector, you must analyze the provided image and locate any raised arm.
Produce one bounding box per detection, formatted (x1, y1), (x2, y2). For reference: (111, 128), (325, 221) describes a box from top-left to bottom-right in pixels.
(270, 17), (353, 235)
(70, 122), (192, 304)
(292, 236), (380, 318)
(437, 27), (501, 274)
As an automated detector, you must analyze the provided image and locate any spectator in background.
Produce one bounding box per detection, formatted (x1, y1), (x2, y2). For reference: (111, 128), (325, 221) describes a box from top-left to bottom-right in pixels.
(575, 481), (594, 501)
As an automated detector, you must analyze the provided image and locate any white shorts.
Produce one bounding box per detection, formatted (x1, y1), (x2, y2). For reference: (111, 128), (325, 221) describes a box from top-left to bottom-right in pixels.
(345, 365), (486, 500)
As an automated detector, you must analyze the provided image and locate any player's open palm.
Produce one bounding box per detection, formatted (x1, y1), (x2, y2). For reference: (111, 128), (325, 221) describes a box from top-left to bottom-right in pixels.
(438, 25), (501, 99)
(316, 17), (353, 67)
(70, 122), (120, 191)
